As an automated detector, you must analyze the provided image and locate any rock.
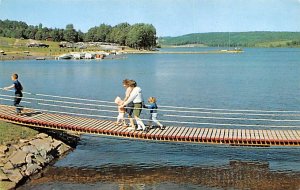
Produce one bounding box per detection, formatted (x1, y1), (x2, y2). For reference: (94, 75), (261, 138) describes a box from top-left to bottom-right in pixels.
(25, 153), (33, 164)
(20, 165), (27, 176)
(0, 145), (8, 154)
(3, 161), (14, 170)
(6, 168), (23, 183)
(34, 155), (46, 166)
(8, 150), (27, 166)
(0, 153), (6, 159)
(0, 158), (5, 167)
(0, 181), (16, 190)
(10, 144), (20, 150)
(25, 163), (41, 176)
(58, 144), (71, 155)
(39, 149), (47, 160)
(0, 168), (9, 180)
(6, 146), (17, 156)
(19, 139), (30, 144)
(46, 154), (54, 163)
(30, 139), (52, 152)
(0, 132), (77, 188)
(21, 145), (39, 154)
(36, 133), (49, 138)
(52, 139), (62, 149)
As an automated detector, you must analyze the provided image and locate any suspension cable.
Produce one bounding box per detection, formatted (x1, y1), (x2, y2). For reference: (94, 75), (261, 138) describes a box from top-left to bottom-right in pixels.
(1, 93), (300, 117)
(2, 88), (300, 113)
(1, 89), (300, 129)
(2, 104), (299, 129)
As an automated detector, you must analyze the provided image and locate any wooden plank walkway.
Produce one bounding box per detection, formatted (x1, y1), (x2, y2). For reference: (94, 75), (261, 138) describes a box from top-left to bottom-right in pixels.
(0, 105), (300, 146)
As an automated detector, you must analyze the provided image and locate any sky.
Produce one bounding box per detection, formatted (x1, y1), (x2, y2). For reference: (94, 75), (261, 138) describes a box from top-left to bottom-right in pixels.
(0, 0), (300, 37)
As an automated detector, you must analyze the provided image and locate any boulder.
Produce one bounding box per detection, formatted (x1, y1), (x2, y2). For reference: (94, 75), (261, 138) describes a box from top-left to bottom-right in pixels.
(0, 152), (6, 158)
(6, 168), (23, 183)
(25, 163), (41, 176)
(0, 158), (5, 167)
(36, 133), (49, 139)
(39, 149), (47, 160)
(19, 139), (30, 144)
(0, 181), (16, 190)
(0, 145), (8, 154)
(58, 144), (71, 155)
(3, 161), (14, 170)
(21, 145), (39, 154)
(34, 155), (46, 166)
(0, 168), (8, 180)
(8, 150), (27, 166)
(52, 139), (62, 149)
(30, 139), (52, 152)
(25, 153), (33, 164)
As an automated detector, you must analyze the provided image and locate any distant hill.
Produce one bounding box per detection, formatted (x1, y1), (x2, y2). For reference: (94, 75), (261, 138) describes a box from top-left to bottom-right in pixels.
(158, 32), (300, 47)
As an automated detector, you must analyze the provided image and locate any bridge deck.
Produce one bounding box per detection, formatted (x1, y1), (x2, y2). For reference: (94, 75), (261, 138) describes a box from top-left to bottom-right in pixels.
(0, 105), (300, 146)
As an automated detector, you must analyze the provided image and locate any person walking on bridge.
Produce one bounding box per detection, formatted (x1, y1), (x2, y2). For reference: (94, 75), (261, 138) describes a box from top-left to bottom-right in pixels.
(122, 79), (135, 128)
(121, 80), (148, 132)
(3, 73), (23, 115)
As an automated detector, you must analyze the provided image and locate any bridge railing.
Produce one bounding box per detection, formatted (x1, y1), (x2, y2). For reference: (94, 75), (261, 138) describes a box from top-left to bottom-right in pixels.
(1, 88), (300, 130)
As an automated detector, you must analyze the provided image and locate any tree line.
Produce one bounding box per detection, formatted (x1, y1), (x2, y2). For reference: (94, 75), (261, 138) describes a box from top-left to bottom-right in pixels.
(159, 32), (300, 47)
(0, 19), (157, 50)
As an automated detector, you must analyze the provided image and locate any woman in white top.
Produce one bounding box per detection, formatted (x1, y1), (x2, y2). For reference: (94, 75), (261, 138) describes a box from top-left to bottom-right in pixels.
(122, 79), (135, 128)
(122, 80), (147, 132)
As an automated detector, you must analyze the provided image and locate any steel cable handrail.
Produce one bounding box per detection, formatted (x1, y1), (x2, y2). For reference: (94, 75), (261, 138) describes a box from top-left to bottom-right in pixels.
(1, 92), (300, 117)
(1, 89), (300, 128)
(2, 94), (300, 121)
(2, 88), (300, 113)
(1, 103), (299, 129)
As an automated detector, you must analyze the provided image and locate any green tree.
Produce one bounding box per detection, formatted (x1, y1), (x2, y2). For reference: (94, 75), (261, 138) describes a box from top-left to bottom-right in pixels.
(95, 24), (112, 42)
(84, 26), (97, 42)
(126, 23), (157, 49)
(24, 26), (37, 39)
(109, 23), (130, 45)
(35, 30), (43, 40)
(50, 28), (64, 41)
(64, 24), (78, 42)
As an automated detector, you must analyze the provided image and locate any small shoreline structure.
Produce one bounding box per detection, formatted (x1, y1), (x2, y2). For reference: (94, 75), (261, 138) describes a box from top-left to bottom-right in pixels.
(56, 51), (127, 60)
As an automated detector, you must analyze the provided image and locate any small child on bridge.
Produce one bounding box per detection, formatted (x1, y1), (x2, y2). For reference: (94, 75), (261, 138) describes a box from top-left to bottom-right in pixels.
(114, 96), (126, 127)
(144, 97), (165, 130)
(3, 73), (23, 115)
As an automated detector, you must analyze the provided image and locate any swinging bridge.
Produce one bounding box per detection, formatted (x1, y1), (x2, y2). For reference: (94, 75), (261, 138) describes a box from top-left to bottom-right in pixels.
(0, 89), (300, 147)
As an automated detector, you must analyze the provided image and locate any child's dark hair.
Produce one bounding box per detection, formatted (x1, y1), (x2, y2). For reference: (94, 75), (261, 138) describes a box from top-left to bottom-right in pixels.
(12, 73), (18, 79)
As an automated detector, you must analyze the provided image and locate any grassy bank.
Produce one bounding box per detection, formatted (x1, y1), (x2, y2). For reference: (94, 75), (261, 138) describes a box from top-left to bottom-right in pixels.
(0, 37), (131, 60)
(0, 121), (38, 145)
(0, 37), (74, 58)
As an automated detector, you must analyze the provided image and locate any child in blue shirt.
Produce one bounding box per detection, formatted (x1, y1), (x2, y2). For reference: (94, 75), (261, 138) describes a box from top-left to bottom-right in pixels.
(144, 97), (165, 130)
(3, 73), (23, 115)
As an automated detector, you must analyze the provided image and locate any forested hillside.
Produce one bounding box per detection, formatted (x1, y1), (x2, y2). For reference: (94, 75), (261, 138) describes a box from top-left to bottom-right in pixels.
(0, 19), (157, 50)
(159, 32), (300, 47)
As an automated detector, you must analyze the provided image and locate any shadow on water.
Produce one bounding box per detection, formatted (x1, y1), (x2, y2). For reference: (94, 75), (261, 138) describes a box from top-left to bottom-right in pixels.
(19, 160), (300, 190)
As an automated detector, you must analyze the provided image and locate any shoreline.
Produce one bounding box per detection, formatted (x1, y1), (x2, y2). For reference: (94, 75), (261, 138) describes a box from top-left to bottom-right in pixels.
(0, 50), (244, 61)
(0, 126), (80, 190)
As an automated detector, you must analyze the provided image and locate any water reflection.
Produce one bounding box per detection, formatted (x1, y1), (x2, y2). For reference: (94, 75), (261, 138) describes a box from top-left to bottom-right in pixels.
(21, 161), (300, 190)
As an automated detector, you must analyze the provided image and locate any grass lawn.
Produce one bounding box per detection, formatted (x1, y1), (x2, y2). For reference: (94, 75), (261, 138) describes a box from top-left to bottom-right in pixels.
(0, 120), (38, 145)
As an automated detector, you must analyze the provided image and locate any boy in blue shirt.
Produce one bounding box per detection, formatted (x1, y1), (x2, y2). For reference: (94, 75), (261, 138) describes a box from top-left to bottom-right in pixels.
(3, 73), (23, 115)
(144, 97), (165, 130)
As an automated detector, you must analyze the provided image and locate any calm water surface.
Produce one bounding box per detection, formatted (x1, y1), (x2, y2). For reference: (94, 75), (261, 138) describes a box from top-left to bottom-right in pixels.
(1, 47), (300, 189)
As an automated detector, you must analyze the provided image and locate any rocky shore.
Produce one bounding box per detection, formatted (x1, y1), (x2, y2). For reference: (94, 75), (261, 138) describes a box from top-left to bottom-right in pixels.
(0, 131), (79, 190)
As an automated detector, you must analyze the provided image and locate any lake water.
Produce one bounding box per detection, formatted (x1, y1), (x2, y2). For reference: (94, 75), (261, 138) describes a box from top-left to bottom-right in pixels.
(1, 47), (300, 189)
